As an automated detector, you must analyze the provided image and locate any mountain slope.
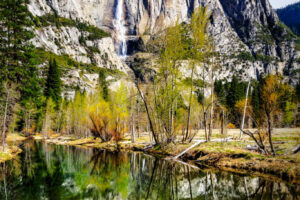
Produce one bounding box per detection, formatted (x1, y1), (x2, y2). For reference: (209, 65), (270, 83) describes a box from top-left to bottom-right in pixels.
(277, 1), (300, 36)
(28, 0), (299, 86)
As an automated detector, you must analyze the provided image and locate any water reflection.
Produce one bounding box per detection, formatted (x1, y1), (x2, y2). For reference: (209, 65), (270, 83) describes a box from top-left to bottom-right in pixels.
(0, 141), (299, 199)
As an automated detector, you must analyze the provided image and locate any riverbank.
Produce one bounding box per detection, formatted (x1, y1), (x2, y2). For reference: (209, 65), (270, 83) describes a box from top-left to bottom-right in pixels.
(0, 133), (27, 163)
(29, 128), (300, 184)
(0, 146), (22, 163)
(0, 133), (29, 163)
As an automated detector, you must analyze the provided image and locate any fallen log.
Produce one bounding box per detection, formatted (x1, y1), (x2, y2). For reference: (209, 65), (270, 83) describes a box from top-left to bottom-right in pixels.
(292, 144), (300, 154)
(174, 140), (207, 159)
(174, 137), (234, 159)
(245, 145), (259, 151)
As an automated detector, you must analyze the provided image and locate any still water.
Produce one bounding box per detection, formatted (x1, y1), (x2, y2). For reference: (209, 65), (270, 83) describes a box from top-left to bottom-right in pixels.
(0, 141), (299, 200)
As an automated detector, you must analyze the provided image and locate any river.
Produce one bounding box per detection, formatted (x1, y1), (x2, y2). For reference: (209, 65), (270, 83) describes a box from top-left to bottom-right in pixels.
(0, 141), (299, 199)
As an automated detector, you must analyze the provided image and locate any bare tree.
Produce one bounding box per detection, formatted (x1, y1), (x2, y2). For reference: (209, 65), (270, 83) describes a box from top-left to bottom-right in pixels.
(1, 83), (17, 151)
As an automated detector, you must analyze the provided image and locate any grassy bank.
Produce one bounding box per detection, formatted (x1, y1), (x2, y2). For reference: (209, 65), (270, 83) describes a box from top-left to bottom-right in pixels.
(0, 133), (28, 163)
(29, 128), (300, 183)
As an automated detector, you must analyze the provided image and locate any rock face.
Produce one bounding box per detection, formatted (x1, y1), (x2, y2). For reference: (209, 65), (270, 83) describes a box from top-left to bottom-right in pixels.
(31, 25), (130, 74)
(28, 0), (299, 84)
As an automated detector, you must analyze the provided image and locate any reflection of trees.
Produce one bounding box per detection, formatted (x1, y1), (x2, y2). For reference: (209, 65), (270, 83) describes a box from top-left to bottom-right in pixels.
(0, 143), (299, 200)
(127, 154), (300, 200)
(81, 149), (130, 199)
(0, 141), (77, 199)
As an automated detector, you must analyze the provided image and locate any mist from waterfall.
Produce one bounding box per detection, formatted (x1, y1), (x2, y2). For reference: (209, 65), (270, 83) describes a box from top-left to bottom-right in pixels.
(114, 0), (127, 57)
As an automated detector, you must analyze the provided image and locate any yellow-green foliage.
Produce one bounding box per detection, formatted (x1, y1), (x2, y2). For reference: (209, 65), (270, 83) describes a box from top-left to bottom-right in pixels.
(42, 98), (56, 137)
(190, 6), (210, 61)
(87, 82), (129, 142)
(284, 101), (296, 126)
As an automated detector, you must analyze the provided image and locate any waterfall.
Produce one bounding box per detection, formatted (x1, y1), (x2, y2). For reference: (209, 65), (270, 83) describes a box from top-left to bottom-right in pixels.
(114, 0), (127, 57)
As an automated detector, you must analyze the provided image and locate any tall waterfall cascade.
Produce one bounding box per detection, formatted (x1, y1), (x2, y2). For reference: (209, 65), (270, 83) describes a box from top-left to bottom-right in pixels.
(114, 0), (127, 57)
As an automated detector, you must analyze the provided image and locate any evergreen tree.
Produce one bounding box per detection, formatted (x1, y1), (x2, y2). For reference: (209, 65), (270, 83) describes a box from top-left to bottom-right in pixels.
(45, 58), (62, 106)
(0, 0), (41, 148)
(296, 81), (300, 102)
(98, 70), (109, 101)
(251, 76), (265, 120)
(214, 80), (226, 105)
(226, 76), (247, 125)
(251, 82), (261, 118)
(227, 76), (244, 108)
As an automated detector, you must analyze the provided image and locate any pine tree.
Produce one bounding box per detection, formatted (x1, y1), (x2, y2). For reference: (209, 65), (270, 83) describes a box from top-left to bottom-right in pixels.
(227, 76), (240, 108)
(226, 76), (247, 125)
(214, 80), (226, 105)
(0, 0), (41, 149)
(98, 70), (109, 101)
(251, 81), (261, 119)
(296, 81), (300, 102)
(45, 58), (62, 106)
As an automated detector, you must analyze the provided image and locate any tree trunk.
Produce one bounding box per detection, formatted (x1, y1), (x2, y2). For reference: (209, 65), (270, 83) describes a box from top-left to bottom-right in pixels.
(170, 74), (174, 141)
(208, 96), (213, 141)
(208, 67), (214, 141)
(2, 89), (9, 151)
(267, 113), (275, 156)
(240, 79), (251, 139)
(137, 99), (140, 138)
(186, 66), (195, 142)
(221, 109), (224, 135)
(135, 80), (158, 144)
(204, 111), (208, 141)
(131, 113), (135, 143)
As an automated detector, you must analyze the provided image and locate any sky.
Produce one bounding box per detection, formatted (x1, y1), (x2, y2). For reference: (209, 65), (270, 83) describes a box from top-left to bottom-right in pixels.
(269, 0), (299, 9)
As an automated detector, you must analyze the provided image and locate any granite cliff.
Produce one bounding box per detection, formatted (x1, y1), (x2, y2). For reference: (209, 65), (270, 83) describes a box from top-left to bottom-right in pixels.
(27, 0), (300, 95)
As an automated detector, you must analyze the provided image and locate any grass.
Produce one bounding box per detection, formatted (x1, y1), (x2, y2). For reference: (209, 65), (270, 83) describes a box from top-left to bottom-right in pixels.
(0, 152), (10, 162)
(6, 133), (27, 142)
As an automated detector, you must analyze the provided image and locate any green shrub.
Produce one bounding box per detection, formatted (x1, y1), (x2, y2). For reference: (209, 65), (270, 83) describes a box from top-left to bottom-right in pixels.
(87, 46), (100, 54)
(33, 48), (122, 75)
(237, 51), (255, 62)
(296, 38), (300, 51)
(255, 53), (275, 64)
(79, 35), (86, 45)
(54, 38), (61, 48)
(76, 22), (110, 40)
(34, 14), (110, 40)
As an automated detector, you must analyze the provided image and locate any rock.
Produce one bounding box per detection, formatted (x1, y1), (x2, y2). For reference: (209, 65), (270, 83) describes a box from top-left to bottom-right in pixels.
(28, 0), (299, 87)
